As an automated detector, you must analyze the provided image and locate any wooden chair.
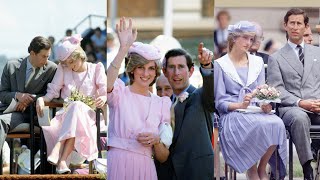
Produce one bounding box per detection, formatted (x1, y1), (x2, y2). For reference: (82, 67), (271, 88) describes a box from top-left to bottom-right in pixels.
(0, 103), (45, 174)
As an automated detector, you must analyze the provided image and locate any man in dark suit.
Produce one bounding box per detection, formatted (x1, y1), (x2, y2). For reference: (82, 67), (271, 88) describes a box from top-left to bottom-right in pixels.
(268, 8), (320, 180)
(0, 36), (57, 160)
(156, 44), (214, 180)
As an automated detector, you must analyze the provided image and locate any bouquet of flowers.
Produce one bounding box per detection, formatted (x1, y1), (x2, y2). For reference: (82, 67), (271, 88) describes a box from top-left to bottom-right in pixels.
(252, 84), (281, 104)
(64, 89), (95, 110)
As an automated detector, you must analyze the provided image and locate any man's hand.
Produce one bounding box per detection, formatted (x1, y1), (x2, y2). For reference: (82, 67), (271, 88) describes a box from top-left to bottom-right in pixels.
(16, 102), (28, 112)
(198, 42), (213, 69)
(309, 99), (320, 113)
(299, 99), (316, 111)
(16, 92), (34, 105)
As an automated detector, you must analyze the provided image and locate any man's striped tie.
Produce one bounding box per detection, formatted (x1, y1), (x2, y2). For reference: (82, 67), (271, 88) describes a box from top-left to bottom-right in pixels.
(297, 44), (304, 65)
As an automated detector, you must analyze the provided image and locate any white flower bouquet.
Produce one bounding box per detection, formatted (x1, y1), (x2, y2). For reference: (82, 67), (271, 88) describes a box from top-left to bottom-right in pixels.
(252, 84), (281, 104)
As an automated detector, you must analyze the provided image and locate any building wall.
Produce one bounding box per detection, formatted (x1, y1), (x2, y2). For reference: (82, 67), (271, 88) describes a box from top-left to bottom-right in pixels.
(107, 0), (214, 39)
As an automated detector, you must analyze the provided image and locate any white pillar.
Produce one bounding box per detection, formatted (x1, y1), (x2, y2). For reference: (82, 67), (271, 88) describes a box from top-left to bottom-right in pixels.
(110, 0), (117, 31)
(164, 0), (173, 36)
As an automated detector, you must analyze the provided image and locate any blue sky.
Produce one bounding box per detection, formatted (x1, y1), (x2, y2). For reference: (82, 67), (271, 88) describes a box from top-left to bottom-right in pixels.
(0, 0), (106, 59)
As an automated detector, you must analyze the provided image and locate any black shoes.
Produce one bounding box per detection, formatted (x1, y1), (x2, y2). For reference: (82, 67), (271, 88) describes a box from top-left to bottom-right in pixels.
(311, 144), (318, 162)
(302, 161), (314, 180)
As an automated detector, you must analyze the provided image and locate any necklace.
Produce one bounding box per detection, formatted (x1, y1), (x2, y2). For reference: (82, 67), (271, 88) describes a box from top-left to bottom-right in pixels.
(72, 63), (89, 91)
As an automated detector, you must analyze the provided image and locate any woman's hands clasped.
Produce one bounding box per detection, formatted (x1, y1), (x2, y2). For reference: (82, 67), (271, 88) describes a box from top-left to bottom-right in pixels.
(137, 132), (160, 147)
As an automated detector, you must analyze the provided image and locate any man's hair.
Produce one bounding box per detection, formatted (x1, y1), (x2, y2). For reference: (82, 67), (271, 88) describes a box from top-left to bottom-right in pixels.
(27, 36), (51, 54)
(284, 8), (309, 25)
(216, 9), (231, 21)
(163, 48), (194, 70)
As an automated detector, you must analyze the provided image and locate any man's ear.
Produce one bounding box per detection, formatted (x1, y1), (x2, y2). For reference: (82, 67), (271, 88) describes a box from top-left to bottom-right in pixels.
(305, 24), (310, 30)
(30, 51), (35, 56)
(283, 22), (287, 30)
(162, 68), (167, 77)
(188, 66), (194, 78)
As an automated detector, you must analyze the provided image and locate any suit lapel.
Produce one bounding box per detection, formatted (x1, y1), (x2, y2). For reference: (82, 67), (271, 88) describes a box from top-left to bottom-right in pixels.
(172, 85), (196, 144)
(280, 44), (303, 77)
(301, 45), (316, 86)
(25, 64), (47, 91)
(16, 58), (28, 92)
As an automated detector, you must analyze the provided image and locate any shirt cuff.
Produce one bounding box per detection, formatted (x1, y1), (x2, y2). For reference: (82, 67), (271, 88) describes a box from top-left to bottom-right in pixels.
(200, 63), (213, 75)
(296, 99), (301, 107)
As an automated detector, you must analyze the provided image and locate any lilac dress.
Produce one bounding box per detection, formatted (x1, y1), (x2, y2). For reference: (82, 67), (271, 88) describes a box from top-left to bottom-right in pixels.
(214, 53), (287, 177)
(107, 79), (171, 180)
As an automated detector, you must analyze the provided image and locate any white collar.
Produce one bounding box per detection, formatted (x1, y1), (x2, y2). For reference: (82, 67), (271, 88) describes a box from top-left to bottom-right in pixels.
(216, 52), (263, 87)
(288, 40), (304, 50)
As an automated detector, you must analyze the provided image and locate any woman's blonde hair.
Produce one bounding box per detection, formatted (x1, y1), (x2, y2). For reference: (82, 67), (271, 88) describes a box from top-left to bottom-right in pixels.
(126, 53), (161, 86)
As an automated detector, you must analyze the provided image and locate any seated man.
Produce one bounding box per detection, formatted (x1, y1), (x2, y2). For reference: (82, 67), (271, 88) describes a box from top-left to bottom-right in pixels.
(0, 36), (57, 168)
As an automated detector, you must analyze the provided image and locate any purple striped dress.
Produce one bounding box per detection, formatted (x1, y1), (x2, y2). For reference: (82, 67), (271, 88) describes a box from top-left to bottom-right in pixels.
(214, 54), (287, 178)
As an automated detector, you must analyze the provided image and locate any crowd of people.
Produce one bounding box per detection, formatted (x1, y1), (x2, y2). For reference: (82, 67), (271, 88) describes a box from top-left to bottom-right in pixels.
(214, 8), (320, 180)
(48, 21), (107, 67)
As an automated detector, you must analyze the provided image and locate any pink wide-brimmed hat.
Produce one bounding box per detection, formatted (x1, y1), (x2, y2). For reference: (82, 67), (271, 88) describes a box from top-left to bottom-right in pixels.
(56, 34), (83, 61)
(128, 42), (162, 60)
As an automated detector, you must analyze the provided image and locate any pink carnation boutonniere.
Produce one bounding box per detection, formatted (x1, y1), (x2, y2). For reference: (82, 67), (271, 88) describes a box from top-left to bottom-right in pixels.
(178, 92), (189, 103)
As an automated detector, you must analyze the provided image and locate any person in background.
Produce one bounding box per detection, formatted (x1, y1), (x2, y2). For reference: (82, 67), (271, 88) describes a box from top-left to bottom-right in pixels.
(65, 29), (72, 37)
(36, 34), (107, 174)
(91, 27), (106, 51)
(249, 22), (269, 65)
(156, 74), (173, 98)
(48, 36), (58, 63)
(303, 26), (313, 44)
(214, 9), (231, 59)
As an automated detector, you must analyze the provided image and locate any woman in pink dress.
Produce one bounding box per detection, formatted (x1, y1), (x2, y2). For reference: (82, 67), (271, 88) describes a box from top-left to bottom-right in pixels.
(36, 34), (107, 174)
(107, 17), (172, 180)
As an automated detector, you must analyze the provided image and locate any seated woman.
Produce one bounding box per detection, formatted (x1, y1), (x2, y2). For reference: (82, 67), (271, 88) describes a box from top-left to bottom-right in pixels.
(107, 17), (172, 180)
(36, 34), (107, 174)
(214, 21), (287, 180)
